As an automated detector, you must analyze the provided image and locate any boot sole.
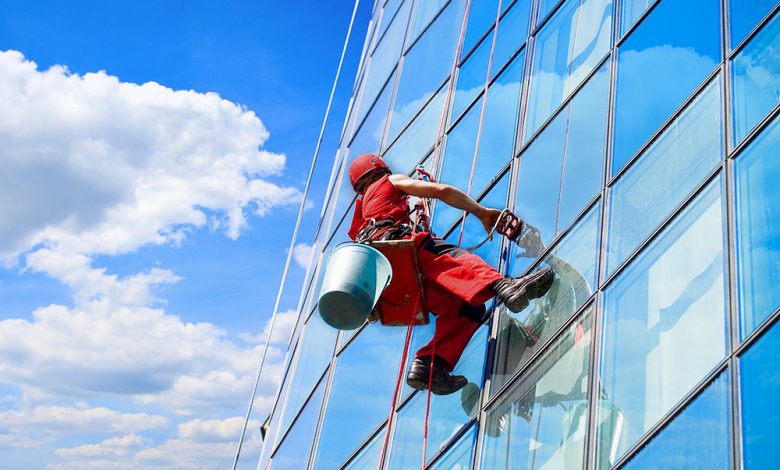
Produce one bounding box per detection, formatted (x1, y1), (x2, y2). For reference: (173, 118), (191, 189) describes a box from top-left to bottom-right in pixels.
(504, 268), (555, 313)
(406, 375), (467, 395)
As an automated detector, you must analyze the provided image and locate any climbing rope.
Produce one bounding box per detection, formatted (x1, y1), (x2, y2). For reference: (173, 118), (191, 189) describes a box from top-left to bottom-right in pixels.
(231, 1), (362, 468)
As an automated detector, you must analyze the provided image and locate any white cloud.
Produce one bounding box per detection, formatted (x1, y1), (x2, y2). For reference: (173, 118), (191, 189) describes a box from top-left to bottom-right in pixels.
(291, 242), (314, 270)
(0, 405), (167, 434)
(0, 50), (301, 263)
(238, 309), (298, 346)
(54, 434), (148, 458)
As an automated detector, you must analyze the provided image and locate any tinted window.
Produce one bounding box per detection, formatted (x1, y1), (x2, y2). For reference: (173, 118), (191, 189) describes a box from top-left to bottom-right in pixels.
(612, 0), (720, 174)
(735, 114), (780, 338)
(430, 424), (476, 469)
(730, 0), (777, 48)
(271, 374), (328, 470)
(599, 179), (727, 466)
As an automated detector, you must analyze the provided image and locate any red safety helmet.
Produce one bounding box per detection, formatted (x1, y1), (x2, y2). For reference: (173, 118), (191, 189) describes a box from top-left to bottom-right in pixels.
(348, 153), (390, 191)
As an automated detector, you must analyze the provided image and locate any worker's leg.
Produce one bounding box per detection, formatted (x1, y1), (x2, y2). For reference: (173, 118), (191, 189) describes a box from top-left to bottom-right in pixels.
(412, 232), (503, 306)
(414, 282), (486, 371)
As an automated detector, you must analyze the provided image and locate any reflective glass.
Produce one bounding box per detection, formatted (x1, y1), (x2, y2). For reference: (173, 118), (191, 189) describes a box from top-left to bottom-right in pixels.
(408, 0), (449, 44)
(382, 84), (446, 173)
(731, 11), (780, 145)
(598, 179), (727, 466)
(349, 70), (395, 156)
(497, 203), (599, 393)
(257, 357), (294, 470)
(355, 0), (411, 125)
(430, 424), (476, 469)
(271, 373), (328, 470)
(607, 77), (723, 275)
(524, 0), (612, 140)
(612, 0), (720, 174)
(313, 324), (408, 469)
(378, 0), (405, 40)
(388, 0), (467, 141)
(452, 33), (492, 122)
(462, 0), (500, 57)
(619, 0), (654, 37)
(740, 317), (780, 469)
(343, 429), (384, 470)
(536, 0), (564, 25)
(454, 171), (510, 267)
(481, 310), (593, 470)
(735, 115), (780, 338)
(730, 0), (777, 49)
(276, 313), (338, 439)
(492, 0), (532, 78)
(388, 327), (488, 468)
(621, 372), (731, 470)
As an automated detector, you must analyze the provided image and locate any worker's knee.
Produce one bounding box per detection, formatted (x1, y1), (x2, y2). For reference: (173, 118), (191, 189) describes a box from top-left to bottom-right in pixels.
(458, 302), (487, 323)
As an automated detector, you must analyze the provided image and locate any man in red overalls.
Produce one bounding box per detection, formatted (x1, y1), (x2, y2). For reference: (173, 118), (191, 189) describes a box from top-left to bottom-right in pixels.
(347, 154), (554, 395)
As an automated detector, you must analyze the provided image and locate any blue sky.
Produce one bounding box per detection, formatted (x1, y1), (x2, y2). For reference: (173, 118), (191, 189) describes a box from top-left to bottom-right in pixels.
(0, 0), (372, 468)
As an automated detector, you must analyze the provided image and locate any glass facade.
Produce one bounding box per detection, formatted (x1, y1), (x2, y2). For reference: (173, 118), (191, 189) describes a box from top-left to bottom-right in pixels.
(255, 1), (780, 469)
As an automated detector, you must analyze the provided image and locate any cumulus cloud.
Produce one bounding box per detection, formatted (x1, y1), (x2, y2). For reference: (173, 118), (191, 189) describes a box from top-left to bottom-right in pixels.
(238, 309), (298, 346)
(291, 242), (314, 270)
(0, 50), (301, 263)
(0, 405), (166, 434)
(54, 434), (149, 458)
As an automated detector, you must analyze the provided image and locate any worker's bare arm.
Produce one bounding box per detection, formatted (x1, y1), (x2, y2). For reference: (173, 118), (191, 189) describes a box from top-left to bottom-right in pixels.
(389, 174), (502, 233)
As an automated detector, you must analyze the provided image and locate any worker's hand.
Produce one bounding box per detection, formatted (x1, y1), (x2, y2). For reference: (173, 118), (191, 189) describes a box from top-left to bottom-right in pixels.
(477, 207), (503, 237)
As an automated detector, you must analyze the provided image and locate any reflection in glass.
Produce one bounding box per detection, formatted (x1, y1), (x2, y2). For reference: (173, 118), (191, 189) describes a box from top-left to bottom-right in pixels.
(492, 0), (532, 79)
(452, 33), (492, 122)
(408, 0), (449, 45)
(378, 0), (404, 41)
(388, 327), (488, 468)
(621, 372), (731, 470)
(524, 0), (612, 140)
(730, 0), (777, 49)
(313, 324), (407, 469)
(619, 0), (653, 37)
(343, 429), (384, 470)
(731, 11), (780, 145)
(481, 311), (593, 470)
(611, 0), (720, 174)
(453, 171), (510, 267)
(355, 0), (411, 126)
(430, 424), (475, 469)
(462, 0), (500, 57)
(497, 203), (599, 393)
(735, 115), (780, 338)
(257, 357), (294, 470)
(276, 313), (338, 439)
(608, 77), (722, 275)
(271, 373), (328, 470)
(349, 70), (395, 156)
(388, 0), (466, 142)
(599, 179), (727, 466)
(740, 318), (780, 469)
(382, 85), (446, 174)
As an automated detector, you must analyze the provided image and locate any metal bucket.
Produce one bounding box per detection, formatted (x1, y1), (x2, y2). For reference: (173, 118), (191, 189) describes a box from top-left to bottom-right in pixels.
(318, 243), (392, 330)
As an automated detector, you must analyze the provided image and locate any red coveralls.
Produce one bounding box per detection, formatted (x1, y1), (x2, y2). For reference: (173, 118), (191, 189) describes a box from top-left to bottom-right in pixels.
(348, 175), (503, 371)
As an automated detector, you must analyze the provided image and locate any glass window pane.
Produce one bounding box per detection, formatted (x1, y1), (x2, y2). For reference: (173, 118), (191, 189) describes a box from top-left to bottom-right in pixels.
(462, 0), (500, 57)
(349, 70), (395, 156)
(524, 0), (612, 140)
(430, 424), (476, 469)
(621, 372), (731, 470)
(313, 324), (408, 469)
(452, 33), (492, 122)
(276, 313), (338, 439)
(740, 317), (780, 469)
(382, 84), (447, 173)
(408, 0), (449, 45)
(497, 202), (599, 394)
(343, 429), (384, 470)
(598, 179), (727, 466)
(607, 76), (723, 275)
(356, 0), (411, 127)
(471, 51), (525, 196)
(735, 114), (780, 338)
(730, 0), (777, 49)
(480, 310), (593, 470)
(378, 0), (405, 40)
(612, 0), (720, 175)
(619, 0), (653, 37)
(537, 0), (565, 26)
(271, 373), (329, 470)
(731, 11), (780, 145)
(388, 327), (488, 468)
(492, 0), (532, 76)
(388, 0), (467, 142)
(454, 171), (510, 267)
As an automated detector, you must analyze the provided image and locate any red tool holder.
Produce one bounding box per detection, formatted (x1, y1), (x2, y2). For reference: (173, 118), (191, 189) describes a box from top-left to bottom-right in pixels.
(369, 239), (430, 326)
(495, 210), (524, 242)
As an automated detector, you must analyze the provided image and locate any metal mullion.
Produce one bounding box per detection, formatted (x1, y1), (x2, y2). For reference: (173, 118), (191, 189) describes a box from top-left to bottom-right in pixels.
(338, 423), (388, 470)
(730, 355), (744, 470)
(306, 342), (342, 469)
(514, 33), (535, 152)
(598, 47), (618, 288)
(608, 66), (723, 186)
(271, 367), (331, 458)
(611, 358), (731, 469)
(382, 76), (451, 154)
(459, 0), (524, 64)
(518, 51), (611, 157)
(734, 305), (780, 357)
(614, 0), (663, 49)
(482, 298), (596, 410)
(424, 419), (478, 469)
(727, 2), (780, 58)
(530, 0), (568, 38)
(727, 101), (780, 159)
(602, 165), (724, 291)
(584, 291), (605, 470)
(348, 67), (398, 149)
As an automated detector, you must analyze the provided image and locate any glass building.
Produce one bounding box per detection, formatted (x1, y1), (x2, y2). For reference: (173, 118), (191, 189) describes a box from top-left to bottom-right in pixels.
(254, 0), (780, 468)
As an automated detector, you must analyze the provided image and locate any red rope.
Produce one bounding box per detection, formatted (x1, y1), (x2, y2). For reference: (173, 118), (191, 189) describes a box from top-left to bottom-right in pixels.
(458, 0), (504, 247)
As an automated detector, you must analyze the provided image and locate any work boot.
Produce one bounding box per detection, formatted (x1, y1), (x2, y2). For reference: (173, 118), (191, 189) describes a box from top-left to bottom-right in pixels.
(406, 356), (468, 395)
(492, 268), (555, 313)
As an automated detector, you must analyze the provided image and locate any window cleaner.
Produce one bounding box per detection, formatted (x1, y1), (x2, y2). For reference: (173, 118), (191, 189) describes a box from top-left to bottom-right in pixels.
(331, 153), (555, 395)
